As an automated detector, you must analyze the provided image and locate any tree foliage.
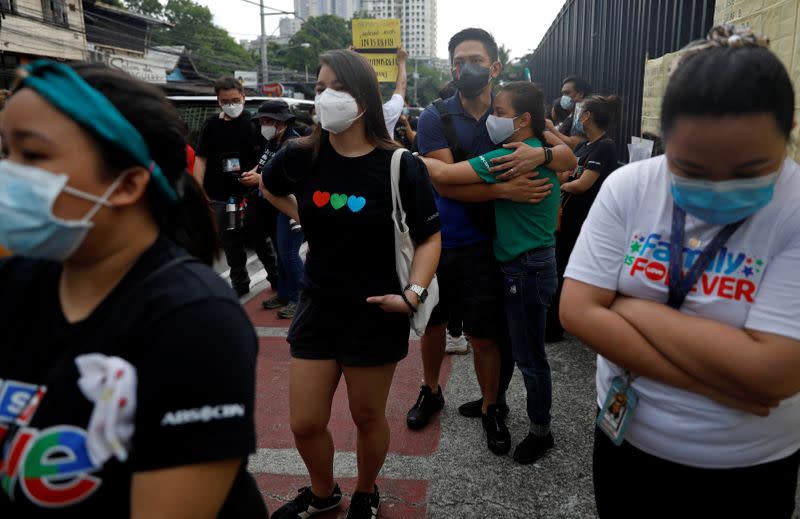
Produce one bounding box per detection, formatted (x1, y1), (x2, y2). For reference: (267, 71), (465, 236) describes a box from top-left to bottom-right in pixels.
(118, 0), (255, 78)
(269, 15), (351, 73)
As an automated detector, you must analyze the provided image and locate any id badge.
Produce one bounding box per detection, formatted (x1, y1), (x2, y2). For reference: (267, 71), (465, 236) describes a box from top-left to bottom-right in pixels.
(597, 376), (638, 446)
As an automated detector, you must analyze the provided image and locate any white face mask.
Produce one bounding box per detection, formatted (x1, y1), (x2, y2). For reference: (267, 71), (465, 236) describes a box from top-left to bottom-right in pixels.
(315, 89), (363, 134)
(222, 103), (244, 119)
(311, 113), (319, 125)
(486, 114), (520, 145)
(261, 125), (277, 140)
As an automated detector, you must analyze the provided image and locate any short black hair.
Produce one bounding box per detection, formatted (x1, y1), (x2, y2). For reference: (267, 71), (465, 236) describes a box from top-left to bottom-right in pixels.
(661, 46), (795, 138)
(214, 76), (243, 95)
(448, 28), (498, 63)
(562, 76), (592, 97)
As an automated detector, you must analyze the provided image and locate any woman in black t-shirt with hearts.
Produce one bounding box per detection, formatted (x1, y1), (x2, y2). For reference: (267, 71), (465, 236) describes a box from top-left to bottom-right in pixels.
(0, 62), (265, 518)
(261, 50), (441, 519)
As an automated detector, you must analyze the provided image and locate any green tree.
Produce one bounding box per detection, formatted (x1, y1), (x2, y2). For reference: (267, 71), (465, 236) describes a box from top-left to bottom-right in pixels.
(149, 0), (255, 78)
(124, 0), (165, 17)
(277, 15), (351, 74)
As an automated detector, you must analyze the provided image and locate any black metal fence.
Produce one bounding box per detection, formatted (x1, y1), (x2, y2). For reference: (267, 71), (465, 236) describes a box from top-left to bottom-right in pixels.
(528, 0), (716, 161)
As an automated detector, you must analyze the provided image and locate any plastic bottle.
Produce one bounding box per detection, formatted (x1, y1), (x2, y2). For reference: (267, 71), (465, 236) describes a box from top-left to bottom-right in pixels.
(226, 196), (237, 231)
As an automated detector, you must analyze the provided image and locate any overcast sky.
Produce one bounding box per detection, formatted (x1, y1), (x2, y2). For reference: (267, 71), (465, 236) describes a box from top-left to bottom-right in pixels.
(193, 0), (567, 61)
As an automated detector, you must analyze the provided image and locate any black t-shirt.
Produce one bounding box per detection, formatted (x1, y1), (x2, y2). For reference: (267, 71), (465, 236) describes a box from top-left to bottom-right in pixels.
(561, 137), (618, 236)
(0, 238), (265, 518)
(196, 112), (260, 202)
(263, 142), (440, 300)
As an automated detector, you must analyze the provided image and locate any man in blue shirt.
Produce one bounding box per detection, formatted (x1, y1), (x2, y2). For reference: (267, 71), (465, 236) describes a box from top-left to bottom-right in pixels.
(406, 28), (576, 461)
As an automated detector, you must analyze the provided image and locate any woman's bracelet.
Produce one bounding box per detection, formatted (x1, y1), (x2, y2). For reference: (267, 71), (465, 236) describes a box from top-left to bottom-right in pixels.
(400, 291), (418, 314)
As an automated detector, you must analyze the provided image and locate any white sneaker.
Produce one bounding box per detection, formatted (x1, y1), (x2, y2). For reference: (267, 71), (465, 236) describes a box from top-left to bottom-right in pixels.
(445, 332), (470, 354)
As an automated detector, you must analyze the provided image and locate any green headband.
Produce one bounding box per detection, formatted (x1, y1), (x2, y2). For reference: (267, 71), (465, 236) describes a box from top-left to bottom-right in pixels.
(20, 60), (179, 203)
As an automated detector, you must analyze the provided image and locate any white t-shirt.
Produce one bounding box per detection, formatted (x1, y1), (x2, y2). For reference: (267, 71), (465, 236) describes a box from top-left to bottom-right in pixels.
(565, 154), (800, 468)
(382, 93), (405, 139)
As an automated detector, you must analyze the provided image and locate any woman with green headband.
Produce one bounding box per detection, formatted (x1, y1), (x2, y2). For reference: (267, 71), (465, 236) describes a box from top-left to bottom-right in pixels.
(0, 62), (266, 517)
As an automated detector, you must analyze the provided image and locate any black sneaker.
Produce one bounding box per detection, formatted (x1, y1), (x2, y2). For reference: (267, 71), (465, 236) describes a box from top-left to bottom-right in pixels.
(458, 398), (510, 419)
(262, 295), (288, 309)
(482, 404), (512, 455)
(278, 302), (297, 319)
(513, 432), (554, 465)
(346, 486), (380, 519)
(271, 484), (342, 518)
(406, 385), (444, 430)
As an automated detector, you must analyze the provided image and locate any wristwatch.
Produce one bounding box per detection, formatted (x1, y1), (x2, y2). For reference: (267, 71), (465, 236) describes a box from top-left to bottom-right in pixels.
(404, 283), (428, 303)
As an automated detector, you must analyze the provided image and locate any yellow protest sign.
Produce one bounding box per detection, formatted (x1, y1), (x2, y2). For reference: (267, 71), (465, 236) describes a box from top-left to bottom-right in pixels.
(352, 18), (401, 83)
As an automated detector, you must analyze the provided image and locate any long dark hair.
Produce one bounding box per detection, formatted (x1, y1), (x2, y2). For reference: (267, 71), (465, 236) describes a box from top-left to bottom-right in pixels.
(296, 50), (398, 164)
(582, 95), (622, 131)
(500, 81), (548, 145)
(70, 63), (219, 265)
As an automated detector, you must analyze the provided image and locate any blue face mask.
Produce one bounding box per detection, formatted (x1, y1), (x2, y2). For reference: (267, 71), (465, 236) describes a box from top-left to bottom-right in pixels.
(560, 95), (574, 111)
(0, 161), (121, 261)
(670, 170), (780, 225)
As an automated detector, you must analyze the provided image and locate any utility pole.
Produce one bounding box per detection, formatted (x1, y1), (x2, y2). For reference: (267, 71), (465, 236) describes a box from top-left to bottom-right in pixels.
(413, 58), (419, 106)
(260, 0), (268, 86)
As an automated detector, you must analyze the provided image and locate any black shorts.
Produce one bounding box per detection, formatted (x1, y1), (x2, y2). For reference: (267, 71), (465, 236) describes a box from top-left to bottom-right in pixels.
(288, 292), (410, 367)
(427, 241), (504, 339)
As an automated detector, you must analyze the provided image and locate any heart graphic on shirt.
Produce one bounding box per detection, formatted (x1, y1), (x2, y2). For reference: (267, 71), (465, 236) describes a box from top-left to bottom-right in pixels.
(330, 193), (348, 210)
(313, 191), (331, 208)
(347, 195), (366, 213)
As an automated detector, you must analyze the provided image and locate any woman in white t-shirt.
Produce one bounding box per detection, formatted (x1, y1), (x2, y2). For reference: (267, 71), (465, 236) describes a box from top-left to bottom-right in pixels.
(561, 25), (800, 518)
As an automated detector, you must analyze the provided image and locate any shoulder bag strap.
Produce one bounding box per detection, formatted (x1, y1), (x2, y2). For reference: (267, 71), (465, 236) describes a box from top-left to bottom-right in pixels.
(390, 148), (409, 234)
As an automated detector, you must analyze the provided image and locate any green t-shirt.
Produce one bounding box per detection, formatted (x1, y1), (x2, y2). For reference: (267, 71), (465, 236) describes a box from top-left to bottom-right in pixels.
(468, 137), (560, 263)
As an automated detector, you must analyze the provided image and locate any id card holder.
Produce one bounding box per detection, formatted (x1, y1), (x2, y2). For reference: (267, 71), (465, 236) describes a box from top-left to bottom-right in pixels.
(597, 375), (638, 446)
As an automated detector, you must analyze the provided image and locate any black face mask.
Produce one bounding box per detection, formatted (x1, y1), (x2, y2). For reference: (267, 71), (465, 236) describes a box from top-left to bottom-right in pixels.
(452, 62), (492, 98)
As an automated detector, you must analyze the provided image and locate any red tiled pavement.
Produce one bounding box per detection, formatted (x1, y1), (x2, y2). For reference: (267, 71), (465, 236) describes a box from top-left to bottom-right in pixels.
(255, 475), (428, 519)
(255, 337), (452, 456)
(244, 289), (287, 328)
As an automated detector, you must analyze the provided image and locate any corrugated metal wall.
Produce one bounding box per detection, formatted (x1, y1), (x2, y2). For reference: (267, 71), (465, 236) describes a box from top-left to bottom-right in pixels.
(529, 0), (716, 160)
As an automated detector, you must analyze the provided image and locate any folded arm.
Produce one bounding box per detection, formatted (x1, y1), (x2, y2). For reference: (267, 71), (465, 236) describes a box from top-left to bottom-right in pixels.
(560, 279), (773, 415)
(562, 169), (600, 194)
(612, 297), (800, 402)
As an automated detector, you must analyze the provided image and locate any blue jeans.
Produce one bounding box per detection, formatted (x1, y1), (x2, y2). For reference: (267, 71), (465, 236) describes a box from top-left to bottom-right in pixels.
(501, 248), (557, 427)
(276, 212), (304, 304)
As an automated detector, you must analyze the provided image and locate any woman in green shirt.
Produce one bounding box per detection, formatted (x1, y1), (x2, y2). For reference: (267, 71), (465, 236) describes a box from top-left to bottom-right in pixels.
(424, 82), (561, 463)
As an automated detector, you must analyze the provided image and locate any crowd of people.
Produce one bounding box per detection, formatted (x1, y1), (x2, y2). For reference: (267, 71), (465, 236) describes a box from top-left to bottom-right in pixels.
(0, 20), (798, 519)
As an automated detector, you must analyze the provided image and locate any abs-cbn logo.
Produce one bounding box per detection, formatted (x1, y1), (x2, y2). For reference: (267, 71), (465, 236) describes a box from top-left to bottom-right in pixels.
(161, 404), (245, 426)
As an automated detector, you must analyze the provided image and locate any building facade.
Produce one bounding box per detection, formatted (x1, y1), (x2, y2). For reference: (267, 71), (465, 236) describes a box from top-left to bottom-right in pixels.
(294, 0), (359, 20)
(363, 0), (436, 59)
(0, 0), (88, 88)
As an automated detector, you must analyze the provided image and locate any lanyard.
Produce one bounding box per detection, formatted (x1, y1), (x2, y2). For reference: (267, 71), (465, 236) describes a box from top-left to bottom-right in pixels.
(667, 203), (745, 310)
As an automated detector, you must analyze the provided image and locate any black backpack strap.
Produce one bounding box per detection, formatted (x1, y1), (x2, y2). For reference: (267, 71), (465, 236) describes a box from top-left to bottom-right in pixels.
(433, 98), (469, 162)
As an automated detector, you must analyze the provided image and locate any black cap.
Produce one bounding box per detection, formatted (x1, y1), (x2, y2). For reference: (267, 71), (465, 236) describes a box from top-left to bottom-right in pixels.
(254, 100), (296, 122)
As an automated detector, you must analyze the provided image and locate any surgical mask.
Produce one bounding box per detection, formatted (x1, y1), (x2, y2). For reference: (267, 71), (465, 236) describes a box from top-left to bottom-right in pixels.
(560, 95), (574, 111)
(311, 113), (319, 124)
(315, 89), (363, 134)
(0, 161), (122, 261)
(486, 114), (519, 145)
(452, 62), (492, 98)
(670, 170), (780, 225)
(222, 103), (244, 119)
(261, 125), (277, 141)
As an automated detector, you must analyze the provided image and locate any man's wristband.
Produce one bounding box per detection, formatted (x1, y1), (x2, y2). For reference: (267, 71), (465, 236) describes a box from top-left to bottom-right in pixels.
(542, 147), (554, 166)
(400, 291), (418, 314)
